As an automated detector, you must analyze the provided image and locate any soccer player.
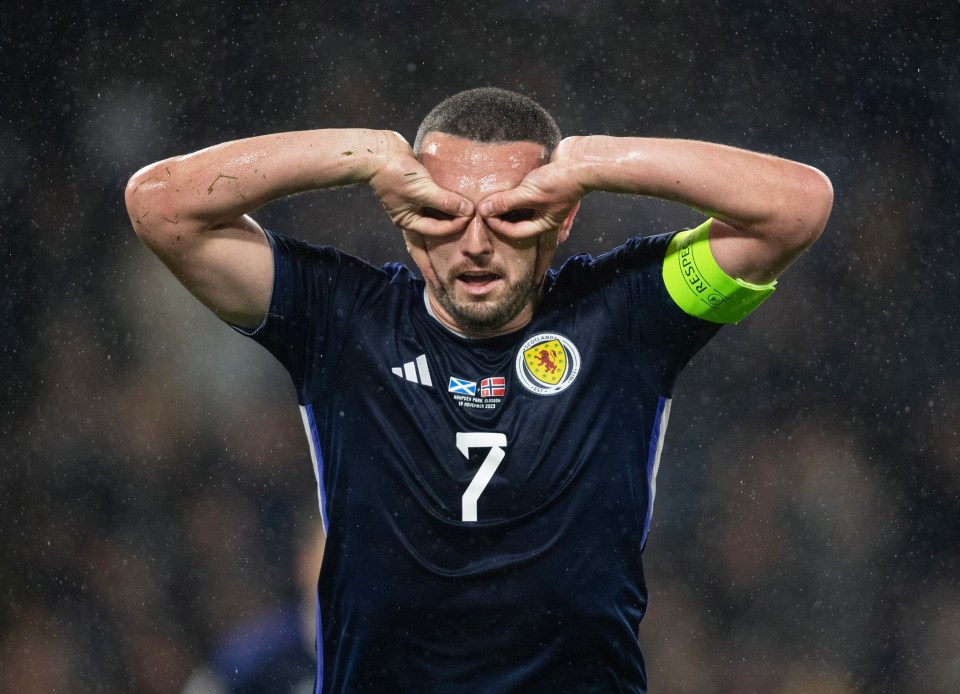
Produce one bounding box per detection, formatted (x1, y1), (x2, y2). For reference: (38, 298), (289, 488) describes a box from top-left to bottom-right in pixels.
(126, 88), (832, 693)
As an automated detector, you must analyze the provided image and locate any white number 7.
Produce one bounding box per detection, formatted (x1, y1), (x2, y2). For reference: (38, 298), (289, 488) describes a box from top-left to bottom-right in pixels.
(457, 432), (507, 522)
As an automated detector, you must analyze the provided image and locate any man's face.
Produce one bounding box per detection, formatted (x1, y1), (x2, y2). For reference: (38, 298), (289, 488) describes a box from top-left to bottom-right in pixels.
(415, 133), (558, 337)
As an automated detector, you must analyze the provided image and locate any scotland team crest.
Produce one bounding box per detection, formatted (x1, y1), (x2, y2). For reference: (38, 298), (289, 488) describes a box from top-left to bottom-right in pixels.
(515, 333), (581, 395)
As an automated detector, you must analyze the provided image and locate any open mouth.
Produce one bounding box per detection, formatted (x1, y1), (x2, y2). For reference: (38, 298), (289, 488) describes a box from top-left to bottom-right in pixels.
(456, 271), (502, 295)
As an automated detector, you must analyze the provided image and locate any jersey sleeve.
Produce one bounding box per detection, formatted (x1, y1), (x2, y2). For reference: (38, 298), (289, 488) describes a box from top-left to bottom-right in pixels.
(586, 232), (726, 396)
(231, 229), (387, 402)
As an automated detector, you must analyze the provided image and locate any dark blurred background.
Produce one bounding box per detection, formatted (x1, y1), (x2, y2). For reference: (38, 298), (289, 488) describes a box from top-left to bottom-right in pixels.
(2, 1), (958, 692)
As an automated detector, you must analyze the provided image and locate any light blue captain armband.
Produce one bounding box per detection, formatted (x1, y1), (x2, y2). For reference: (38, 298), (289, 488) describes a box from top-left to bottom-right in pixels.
(662, 219), (776, 324)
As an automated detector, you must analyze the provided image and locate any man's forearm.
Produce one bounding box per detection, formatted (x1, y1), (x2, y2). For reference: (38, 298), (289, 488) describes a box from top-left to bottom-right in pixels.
(560, 135), (833, 246)
(123, 128), (408, 328)
(126, 129), (395, 230)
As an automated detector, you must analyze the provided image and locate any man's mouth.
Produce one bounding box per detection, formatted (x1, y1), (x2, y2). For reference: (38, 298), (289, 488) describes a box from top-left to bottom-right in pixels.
(455, 271), (502, 296)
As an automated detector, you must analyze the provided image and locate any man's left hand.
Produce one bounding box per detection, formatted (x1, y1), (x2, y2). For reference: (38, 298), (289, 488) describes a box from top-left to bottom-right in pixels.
(476, 138), (585, 239)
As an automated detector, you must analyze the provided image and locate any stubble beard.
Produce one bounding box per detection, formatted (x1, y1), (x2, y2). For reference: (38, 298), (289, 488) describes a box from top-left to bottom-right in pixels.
(432, 265), (539, 334)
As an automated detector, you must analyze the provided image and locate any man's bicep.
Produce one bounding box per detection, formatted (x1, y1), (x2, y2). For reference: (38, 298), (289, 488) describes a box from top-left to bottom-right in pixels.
(661, 220), (776, 325)
(154, 215), (273, 329)
(707, 217), (806, 284)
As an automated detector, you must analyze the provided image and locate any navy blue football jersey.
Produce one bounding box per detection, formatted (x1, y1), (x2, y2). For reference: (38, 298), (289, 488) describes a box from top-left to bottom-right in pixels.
(237, 229), (721, 693)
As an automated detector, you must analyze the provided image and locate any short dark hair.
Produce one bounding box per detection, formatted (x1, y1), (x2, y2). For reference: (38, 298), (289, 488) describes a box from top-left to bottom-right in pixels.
(414, 87), (561, 155)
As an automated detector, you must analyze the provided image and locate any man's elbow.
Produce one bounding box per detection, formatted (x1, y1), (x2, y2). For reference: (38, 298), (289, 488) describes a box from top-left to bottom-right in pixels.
(795, 165), (834, 249)
(124, 160), (179, 246)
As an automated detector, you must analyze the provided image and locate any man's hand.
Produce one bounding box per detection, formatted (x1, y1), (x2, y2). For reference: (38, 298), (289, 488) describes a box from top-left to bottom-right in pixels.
(475, 138), (586, 239)
(367, 133), (476, 289)
(368, 133), (475, 236)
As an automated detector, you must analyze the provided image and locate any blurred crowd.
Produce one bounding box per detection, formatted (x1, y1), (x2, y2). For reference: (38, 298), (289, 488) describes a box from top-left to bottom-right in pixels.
(2, 2), (958, 692)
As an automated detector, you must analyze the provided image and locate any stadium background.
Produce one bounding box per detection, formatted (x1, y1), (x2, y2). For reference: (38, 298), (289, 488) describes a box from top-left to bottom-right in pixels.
(2, 1), (958, 691)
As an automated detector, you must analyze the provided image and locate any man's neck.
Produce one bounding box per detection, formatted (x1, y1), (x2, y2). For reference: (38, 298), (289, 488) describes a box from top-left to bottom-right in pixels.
(423, 288), (536, 339)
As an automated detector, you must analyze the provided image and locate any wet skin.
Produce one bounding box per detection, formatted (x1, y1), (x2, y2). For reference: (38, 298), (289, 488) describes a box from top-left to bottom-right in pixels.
(415, 133), (560, 337)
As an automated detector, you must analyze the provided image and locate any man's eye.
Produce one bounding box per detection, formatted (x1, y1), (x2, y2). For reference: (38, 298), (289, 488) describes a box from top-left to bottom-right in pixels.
(419, 207), (456, 221)
(498, 208), (536, 223)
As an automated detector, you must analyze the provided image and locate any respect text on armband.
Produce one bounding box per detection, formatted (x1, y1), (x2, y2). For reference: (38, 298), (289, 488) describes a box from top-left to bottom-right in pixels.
(678, 237), (726, 308)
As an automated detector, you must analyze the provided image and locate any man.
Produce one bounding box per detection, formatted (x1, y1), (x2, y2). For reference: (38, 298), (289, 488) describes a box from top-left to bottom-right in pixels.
(126, 88), (832, 692)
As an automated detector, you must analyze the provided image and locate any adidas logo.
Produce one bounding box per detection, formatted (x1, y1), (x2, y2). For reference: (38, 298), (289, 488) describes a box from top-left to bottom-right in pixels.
(392, 354), (433, 387)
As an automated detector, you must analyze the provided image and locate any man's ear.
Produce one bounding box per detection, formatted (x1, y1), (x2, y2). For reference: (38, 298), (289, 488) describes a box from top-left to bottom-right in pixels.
(558, 201), (580, 244)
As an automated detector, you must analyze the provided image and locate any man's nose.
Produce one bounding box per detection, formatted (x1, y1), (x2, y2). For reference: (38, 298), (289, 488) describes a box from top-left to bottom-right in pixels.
(461, 214), (493, 256)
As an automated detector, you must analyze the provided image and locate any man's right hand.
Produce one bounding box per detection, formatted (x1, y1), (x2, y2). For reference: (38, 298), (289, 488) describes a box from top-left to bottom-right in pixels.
(125, 129), (476, 328)
(367, 132), (474, 290)
(368, 132), (474, 236)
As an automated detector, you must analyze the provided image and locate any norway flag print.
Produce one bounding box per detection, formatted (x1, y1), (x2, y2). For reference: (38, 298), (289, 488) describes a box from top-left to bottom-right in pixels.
(480, 377), (506, 397)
